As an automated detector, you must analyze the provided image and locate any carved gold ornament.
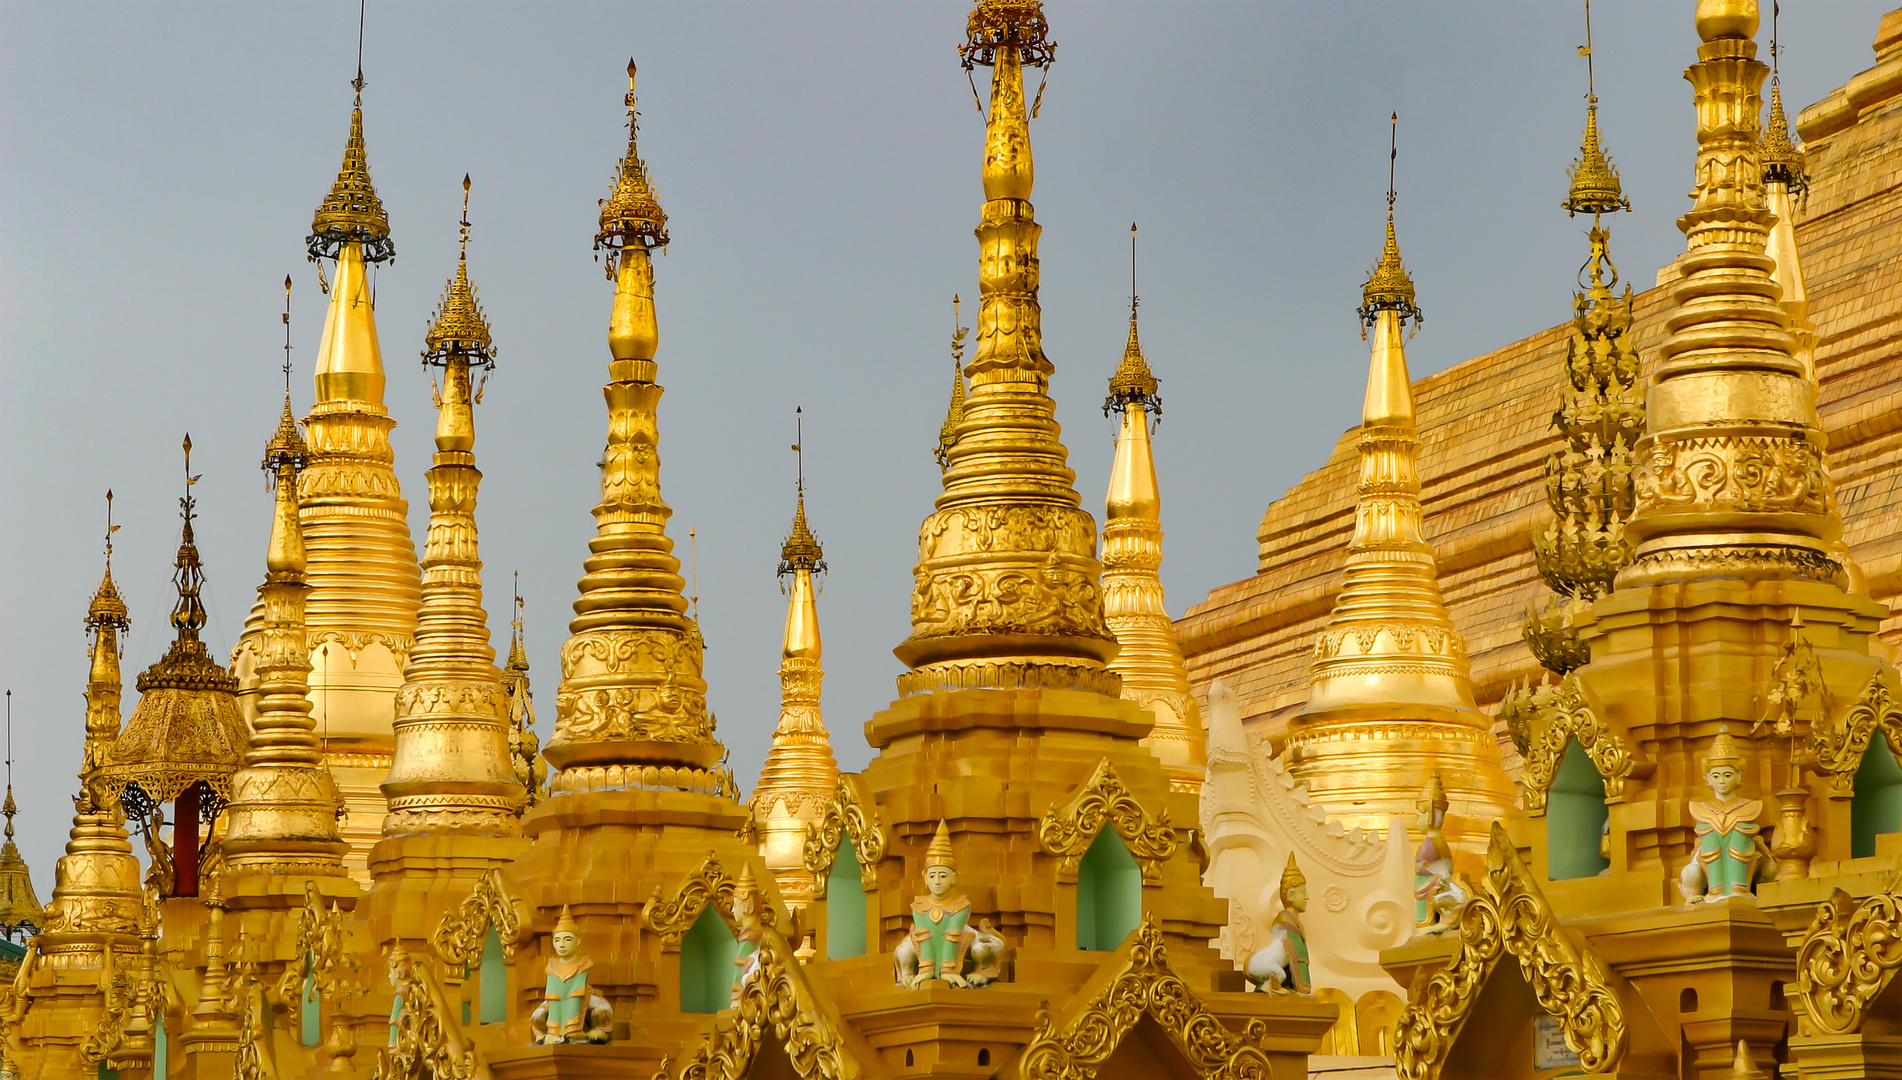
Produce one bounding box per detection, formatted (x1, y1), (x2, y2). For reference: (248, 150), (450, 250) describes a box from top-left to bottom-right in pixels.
(1513, 673), (1648, 815)
(1793, 883), (1902, 1037)
(802, 776), (887, 898)
(643, 852), (737, 949)
(1393, 822), (1626, 1079)
(372, 945), (484, 1080)
(1016, 915), (1273, 1079)
(652, 924), (866, 1080)
(1802, 671), (1902, 791)
(433, 868), (526, 967)
(1037, 759), (1179, 884)
(276, 880), (366, 1061)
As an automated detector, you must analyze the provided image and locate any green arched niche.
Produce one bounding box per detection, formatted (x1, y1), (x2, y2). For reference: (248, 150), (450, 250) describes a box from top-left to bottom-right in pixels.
(1076, 830), (1141, 951)
(1548, 739), (1610, 880)
(827, 836), (867, 960)
(680, 906), (741, 1014)
(1852, 738), (1902, 858)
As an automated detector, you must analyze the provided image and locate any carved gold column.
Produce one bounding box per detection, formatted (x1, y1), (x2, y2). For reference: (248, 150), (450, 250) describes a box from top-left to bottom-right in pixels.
(751, 491), (840, 911)
(1286, 186), (1515, 869)
(1101, 288), (1204, 793)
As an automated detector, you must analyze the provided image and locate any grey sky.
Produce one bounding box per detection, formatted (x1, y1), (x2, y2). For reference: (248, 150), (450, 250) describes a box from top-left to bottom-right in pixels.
(1, 1), (1887, 883)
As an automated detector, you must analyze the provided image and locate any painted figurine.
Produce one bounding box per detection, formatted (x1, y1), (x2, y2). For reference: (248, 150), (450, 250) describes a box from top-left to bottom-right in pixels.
(892, 821), (1007, 989)
(1244, 853), (1310, 993)
(1414, 771), (1469, 934)
(1679, 726), (1774, 903)
(529, 906), (612, 1044)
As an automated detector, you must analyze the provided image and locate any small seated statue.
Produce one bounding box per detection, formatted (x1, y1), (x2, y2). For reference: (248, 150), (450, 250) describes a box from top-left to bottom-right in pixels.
(1244, 853), (1310, 993)
(1679, 727), (1775, 904)
(894, 821), (1007, 989)
(529, 906), (613, 1045)
(1414, 771), (1469, 935)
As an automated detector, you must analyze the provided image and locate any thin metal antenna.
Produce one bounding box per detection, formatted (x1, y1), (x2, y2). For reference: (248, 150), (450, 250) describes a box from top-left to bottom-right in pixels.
(792, 407), (805, 497)
(283, 275), (294, 394)
(1388, 112), (1399, 214)
(105, 489), (120, 567)
(513, 571), (525, 648)
(1582, 0), (1596, 101)
(1772, 0), (1782, 74)
(6, 690), (13, 795)
(1129, 223), (1139, 316)
(689, 527), (700, 624)
(353, 0), (367, 100)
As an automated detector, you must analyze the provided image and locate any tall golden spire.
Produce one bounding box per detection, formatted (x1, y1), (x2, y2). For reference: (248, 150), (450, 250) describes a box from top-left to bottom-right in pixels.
(382, 177), (523, 836)
(935, 296), (969, 472)
(272, 66), (421, 878)
(81, 492), (128, 780)
(898, 0), (1117, 694)
(1619, 0), (1840, 586)
(1761, 6), (1810, 354)
(221, 352), (348, 874)
(0, 695), (43, 941)
(1524, 3), (1643, 676)
(1287, 122), (1514, 861)
(1101, 224), (1204, 793)
(502, 579), (545, 811)
(545, 62), (725, 791)
(96, 438), (249, 898)
(752, 413), (840, 907)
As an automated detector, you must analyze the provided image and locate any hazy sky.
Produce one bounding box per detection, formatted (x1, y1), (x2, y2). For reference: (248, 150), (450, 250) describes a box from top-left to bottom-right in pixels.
(0, 1), (1888, 882)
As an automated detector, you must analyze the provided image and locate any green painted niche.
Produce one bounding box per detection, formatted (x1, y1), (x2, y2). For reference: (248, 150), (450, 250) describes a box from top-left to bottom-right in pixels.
(1852, 738), (1902, 858)
(300, 955), (321, 1047)
(1548, 739), (1610, 880)
(827, 837), (867, 960)
(1076, 830), (1142, 951)
(479, 927), (507, 1024)
(680, 906), (742, 1014)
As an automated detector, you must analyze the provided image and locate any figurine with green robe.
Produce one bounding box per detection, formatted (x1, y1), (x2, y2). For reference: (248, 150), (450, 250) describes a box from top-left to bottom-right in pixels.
(894, 821), (1006, 988)
(529, 906), (613, 1044)
(1678, 726), (1775, 903)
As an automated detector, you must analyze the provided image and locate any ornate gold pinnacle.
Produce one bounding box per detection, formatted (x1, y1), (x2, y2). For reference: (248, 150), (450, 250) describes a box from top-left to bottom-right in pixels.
(595, 60), (670, 271)
(1621, 0), (1841, 587)
(545, 64), (723, 791)
(308, 84), (394, 264)
(1759, 76), (1807, 194)
(382, 190), (523, 836)
(936, 297), (969, 472)
(895, 1), (1117, 692)
(1565, 103), (1631, 217)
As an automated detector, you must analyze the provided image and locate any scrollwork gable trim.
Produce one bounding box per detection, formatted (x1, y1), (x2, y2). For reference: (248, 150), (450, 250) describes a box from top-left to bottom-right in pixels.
(802, 774), (888, 899)
(1037, 759), (1179, 884)
(1516, 673), (1650, 816)
(642, 851), (738, 950)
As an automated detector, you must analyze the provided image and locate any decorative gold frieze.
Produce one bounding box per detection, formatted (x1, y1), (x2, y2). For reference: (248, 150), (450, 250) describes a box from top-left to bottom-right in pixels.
(1017, 916), (1273, 1079)
(1792, 883), (1902, 1037)
(432, 868), (526, 968)
(802, 775), (887, 898)
(1507, 673), (1648, 815)
(371, 945), (481, 1080)
(642, 852), (737, 949)
(1036, 759), (1178, 884)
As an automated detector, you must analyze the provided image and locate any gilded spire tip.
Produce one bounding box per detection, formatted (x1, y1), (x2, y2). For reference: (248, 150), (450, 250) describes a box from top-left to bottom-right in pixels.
(960, 0), (1055, 69)
(595, 60), (669, 265)
(1360, 114), (1421, 327)
(1760, 16), (1806, 195)
(781, 409), (825, 574)
(88, 491), (129, 630)
(936, 296), (970, 471)
(1106, 223), (1159, 415)
(308, 77), (393, 263)
(1564, 6), (1631, 218)
(423, 176), (495, 368)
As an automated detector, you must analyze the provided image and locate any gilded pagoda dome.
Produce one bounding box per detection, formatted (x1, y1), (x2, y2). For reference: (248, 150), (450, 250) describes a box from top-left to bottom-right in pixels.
(92, 442), (248, 826)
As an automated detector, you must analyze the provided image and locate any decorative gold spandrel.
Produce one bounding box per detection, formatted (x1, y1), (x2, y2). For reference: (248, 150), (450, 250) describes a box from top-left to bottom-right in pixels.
(642, 851), (738, 949)
(1621, 0), (1841, 586)
(372, 944), (483, 1080)
(898, 0), (1116, 689)
(1016, 917), (1277, 1079)
(1792, 882), (1902, 1037)
(802, 774), (887, 898)
(431, 867), (525, 968)
(1036, 759), (1179, 884)
(382, 188), (523, 837)
(1393, 822), (1628, 1080)
(1507, 672), (1650, 815)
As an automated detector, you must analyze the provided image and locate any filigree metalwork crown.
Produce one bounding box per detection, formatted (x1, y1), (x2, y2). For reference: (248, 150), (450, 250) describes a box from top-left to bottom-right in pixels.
(960, 0), (1055, 69)
(1564, 102), (1631, 217)
(421, 259), (495, 369)
(308, 101), (395, 264)
(595, 63), (670, 262)
(778, 496), (825, 577)
(1359, 214), (1422, 327)
(1760, 79), (1808, 196)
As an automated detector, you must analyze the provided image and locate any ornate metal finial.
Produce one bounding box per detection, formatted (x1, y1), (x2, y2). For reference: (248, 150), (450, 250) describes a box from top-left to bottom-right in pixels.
(1565, 1), (1632, 217)
(265, 284), (310, 479)
(508, 571), (527, 671)
(1359, 113), (1422, 328)
(936, 296), (969, 471)
(1106, 222), (1161, 416)
(780, 408), (826, 577)
(960, 0), (1055, 69)
(422, 174), (496, 368)
(171, 435), (208, 639)
(595, 60), (670, 271)
(1761, 3), (1808, 196)
(88, 490), (129, 631)
(308, 26), (393, 266)
(5, 690), (14, 844)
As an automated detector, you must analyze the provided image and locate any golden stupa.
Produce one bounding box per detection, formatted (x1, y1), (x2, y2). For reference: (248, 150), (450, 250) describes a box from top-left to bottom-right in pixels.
(24, 2), (1902, 1079)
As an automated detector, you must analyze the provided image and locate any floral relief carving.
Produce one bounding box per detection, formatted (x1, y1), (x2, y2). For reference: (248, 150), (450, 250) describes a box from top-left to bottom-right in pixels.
(642, 852), (737, 949)
(1507, 673), (1647, 815)
(432, 868), (526, 968)
(802, 776), (888, 898)
(1793, 883), (1902, 1037)
(1633, 434), (1828, 517)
